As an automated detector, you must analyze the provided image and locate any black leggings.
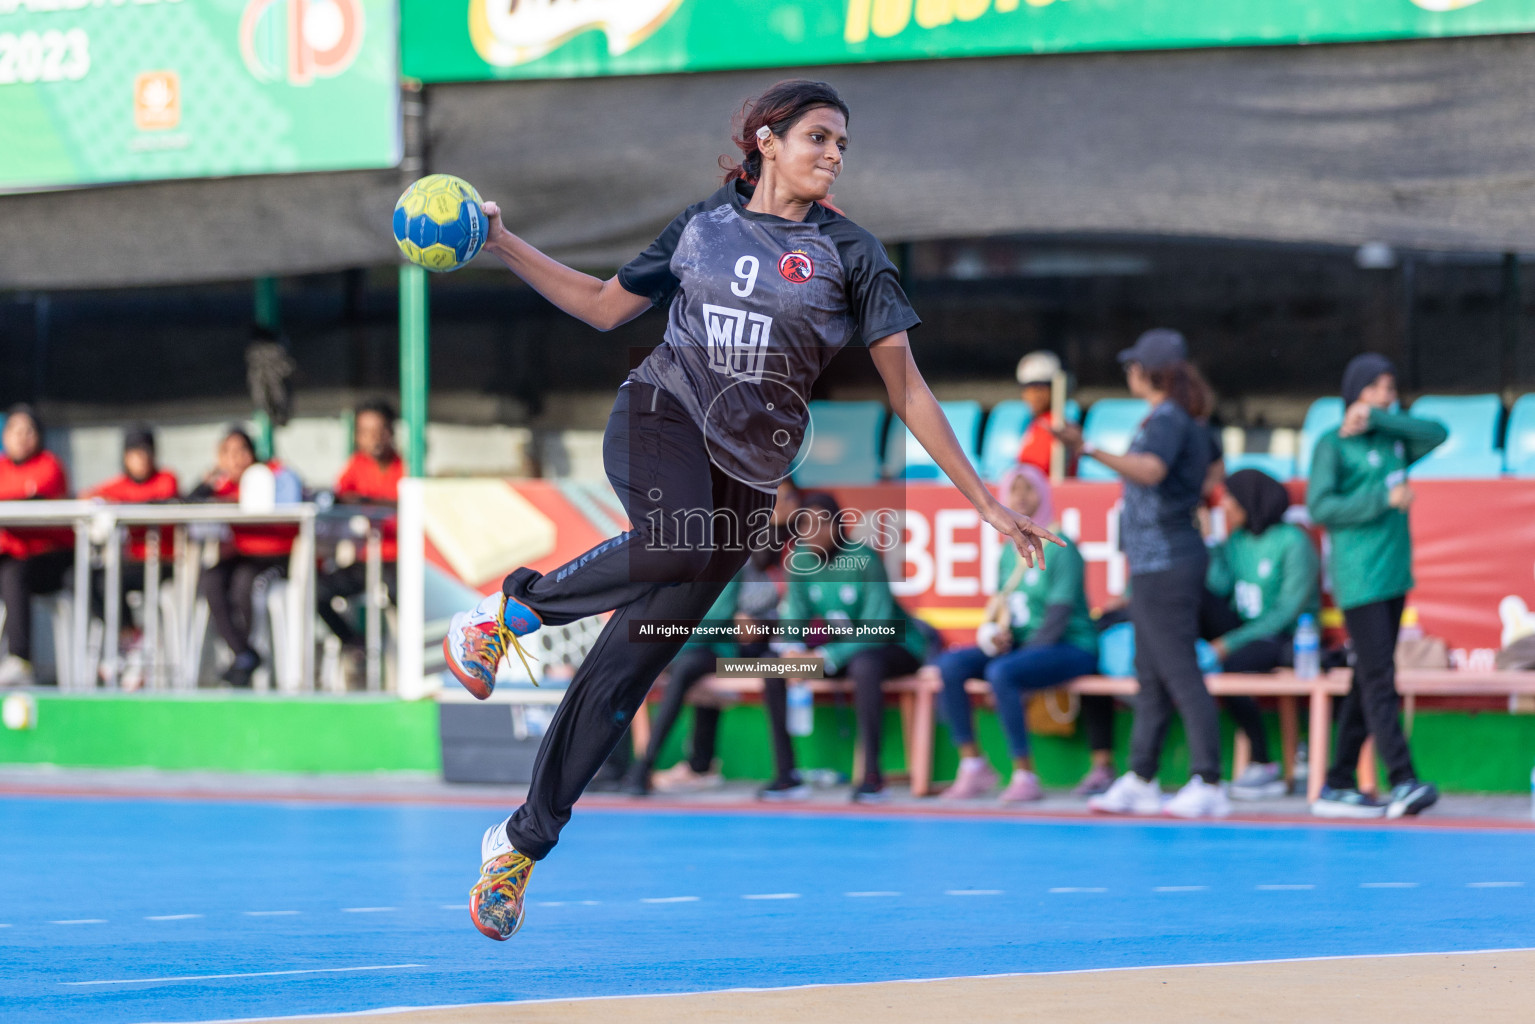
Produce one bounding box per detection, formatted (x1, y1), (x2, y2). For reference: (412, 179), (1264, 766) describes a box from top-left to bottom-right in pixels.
(0, 551), (72, 661)
(500, 383), (774, 859)
(765, 644), (921, 788)
(199, 556), (287, 658)
(1327, 595), (1416, 791)
(1128, 554), (1221, 784)
(1200, 589), (1289, 764)
(317, 563), (398, 647)
(638, 645), (723, 776)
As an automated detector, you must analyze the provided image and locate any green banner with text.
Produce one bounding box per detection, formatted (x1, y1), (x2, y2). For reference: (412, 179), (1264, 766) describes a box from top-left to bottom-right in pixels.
(402, 0), (1535, 83)
(1, 0), (400, 192)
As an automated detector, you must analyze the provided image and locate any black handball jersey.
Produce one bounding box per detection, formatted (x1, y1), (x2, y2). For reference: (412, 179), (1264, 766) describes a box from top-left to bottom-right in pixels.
(619, 181), (920, 491)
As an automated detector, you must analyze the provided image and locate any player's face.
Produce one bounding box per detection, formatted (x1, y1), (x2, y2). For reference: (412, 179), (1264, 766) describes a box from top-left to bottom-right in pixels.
(1124, 362), (1151, 398)
(771, 107), (847, 201)
(355, 411), (393, 460)
(1358, 373), (1397, 410)
(218, 434), (256, 480)
(1009, 474), (1041, 519)
(123, 448), (154, 482)
(1219, 491), (1247, 532)
(1021, 383), (1052, 415)
(2, 414), (39, 463)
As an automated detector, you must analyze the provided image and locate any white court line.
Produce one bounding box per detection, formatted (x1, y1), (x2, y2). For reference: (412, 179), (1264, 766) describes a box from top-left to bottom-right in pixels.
(441, 904), (466, 910)
(0, 923), (10, 928)
(1154, 886), (1208, 892)
(1256, 884), (1315, 891)
(1468, 881), (1525, 888)
(341, 907), (396, 913)
(51, 919), (106, 925)
(845, 891), (901, 898)
(1050, 887), (1107, 894)
(945, 889), (1004, 896)
(640, 896), (700, 904)
(574, 900), (602, 906)
(535, 901), (568, 907)
(146, 914), (203, 921)
(1361, 882), (1420, 889)
(243, 911), (300, 917)
(743, 893), (800, 901)
(62, 963), (423, 988)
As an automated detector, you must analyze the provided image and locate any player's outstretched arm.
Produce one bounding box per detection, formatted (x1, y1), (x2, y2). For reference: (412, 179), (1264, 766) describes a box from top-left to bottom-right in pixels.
(870, 334), (1063, 567)
(481, 201), (651, 332)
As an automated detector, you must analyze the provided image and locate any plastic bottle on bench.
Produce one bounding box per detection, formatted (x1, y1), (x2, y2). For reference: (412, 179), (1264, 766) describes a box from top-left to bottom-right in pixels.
(787, 682), (814, 737)
(1294, 614), (1320, 681)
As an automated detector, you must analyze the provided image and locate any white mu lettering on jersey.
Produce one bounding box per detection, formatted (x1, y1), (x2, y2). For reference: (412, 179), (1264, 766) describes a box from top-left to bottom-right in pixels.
(701, 303), (774, 383)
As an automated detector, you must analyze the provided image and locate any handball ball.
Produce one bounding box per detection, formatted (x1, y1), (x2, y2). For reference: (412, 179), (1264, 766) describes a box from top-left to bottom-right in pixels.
(2, 693), (36, 731)
(393, 174), (488, 273)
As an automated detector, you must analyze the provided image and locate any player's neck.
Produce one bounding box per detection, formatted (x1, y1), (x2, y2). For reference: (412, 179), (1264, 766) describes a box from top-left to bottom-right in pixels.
(744, 177), (815, 222)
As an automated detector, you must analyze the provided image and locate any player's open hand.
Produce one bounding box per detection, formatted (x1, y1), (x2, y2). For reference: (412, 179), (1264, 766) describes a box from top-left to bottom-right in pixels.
(982, 500), (1065, 568)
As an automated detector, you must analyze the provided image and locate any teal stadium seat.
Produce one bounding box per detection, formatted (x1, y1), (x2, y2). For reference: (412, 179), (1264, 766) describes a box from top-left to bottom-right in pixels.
(1407, 395), (1504, 479)
(1224, 452), (1297, 479)
(1296, 398), (1344, 479)
(883, 400), (982, 482)
(793, 401), (886, 488)
(977, 399), (1082, 482)
(1078, 399), (1149, 481)
(1506, 395), (1535, 477)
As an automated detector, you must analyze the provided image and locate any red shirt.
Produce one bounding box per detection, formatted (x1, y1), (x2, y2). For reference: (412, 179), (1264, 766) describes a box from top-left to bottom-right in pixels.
(1016, 416), (1081, 477)
(84, 470), (180, 560)
(334, 452), (403, 560)
(208, 466), (298, 559)
(0, 451), (71, 558)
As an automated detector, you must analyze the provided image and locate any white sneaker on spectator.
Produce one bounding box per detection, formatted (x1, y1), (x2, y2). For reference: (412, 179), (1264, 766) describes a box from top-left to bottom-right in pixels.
(1230, 762), (1287, 801)
(1088, 772), (1164, 815)
(1163, 777), (1232, 819)
(0, 656), (34, 688)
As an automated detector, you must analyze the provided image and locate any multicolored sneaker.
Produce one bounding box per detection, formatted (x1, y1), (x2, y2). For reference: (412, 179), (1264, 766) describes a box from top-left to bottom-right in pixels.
(443, 592), (541, 699)
(470, 819), (536, 941)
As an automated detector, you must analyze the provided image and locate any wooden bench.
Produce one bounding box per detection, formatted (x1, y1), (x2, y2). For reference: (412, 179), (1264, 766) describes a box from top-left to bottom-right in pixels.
(635, 667), (1535, 803)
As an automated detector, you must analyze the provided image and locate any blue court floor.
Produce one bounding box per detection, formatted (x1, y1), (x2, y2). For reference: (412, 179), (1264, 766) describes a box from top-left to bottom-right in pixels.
(3, 794), (1534, 1024)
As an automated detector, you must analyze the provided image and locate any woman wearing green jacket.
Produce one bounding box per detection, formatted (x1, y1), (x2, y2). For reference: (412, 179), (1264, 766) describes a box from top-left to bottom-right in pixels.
(778, 492), (927, 803)
(1203, 468), (1320, 800)
(1307, 354), (1446, 820)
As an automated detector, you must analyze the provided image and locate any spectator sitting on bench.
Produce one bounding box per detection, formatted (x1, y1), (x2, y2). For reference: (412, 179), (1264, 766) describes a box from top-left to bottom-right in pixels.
(317, 400), (403, 658)
(936, 465), (1097, 802)
(0, 405), (72, 688)
(1200, 468), (1319, 801)
(82, 424), (180, 671)
(777, 493), (926, 804)
(189, 426), (299, 688)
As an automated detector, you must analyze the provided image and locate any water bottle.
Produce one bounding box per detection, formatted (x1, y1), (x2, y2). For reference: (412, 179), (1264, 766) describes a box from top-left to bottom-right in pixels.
(787, 682), (814, 737)
(1294, 614), (1320, 681)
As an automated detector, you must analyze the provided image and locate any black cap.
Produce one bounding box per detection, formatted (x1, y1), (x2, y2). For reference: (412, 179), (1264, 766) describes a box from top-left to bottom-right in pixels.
(123, 423), (155, 455)
(1341, 353), (1396, 405)
(1117, 328), (1188, 372)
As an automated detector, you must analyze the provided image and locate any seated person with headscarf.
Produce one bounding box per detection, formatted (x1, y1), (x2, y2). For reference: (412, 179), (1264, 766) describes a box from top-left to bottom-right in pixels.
(1203, 468), (1320, 801)
(937, 465), (1098, 802)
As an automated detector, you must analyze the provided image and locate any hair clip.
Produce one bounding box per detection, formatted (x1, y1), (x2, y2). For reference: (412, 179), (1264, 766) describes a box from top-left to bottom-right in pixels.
(756, 125), (771, 142)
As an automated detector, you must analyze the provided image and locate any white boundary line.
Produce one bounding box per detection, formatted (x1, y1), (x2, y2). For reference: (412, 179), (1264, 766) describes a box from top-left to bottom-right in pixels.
(71, 964), (423, 988)
(156, 946), (1535, 1024)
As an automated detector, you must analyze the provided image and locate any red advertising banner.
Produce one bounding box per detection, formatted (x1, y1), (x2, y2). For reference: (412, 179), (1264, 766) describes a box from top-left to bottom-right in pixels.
(836, 480), (1535, 670)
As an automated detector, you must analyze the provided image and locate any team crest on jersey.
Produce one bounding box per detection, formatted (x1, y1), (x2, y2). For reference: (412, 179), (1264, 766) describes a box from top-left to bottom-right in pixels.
(779, 251), (814, 284)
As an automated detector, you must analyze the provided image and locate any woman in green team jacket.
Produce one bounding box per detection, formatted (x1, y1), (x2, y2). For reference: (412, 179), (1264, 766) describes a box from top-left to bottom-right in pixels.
(1307, 354), (1447, 820)
(1203, 468), (1320, 801)
(778, 492), (927, 803)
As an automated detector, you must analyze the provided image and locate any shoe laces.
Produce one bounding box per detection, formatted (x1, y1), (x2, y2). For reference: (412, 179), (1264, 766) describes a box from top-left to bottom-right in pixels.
(489, 596), (539, 685)
(472, 850), (535, 904)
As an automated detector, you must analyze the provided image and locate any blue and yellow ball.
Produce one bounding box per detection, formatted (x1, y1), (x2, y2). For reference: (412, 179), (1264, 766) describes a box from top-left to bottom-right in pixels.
(393, 174), (488, 272)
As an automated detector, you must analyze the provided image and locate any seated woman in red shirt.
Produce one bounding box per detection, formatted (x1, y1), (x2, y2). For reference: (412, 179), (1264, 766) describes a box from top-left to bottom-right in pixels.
(0, 405), (72, 687)
(82, 425), (179, 658)
(189, 427), (296, 688)
(319, 400), (403, 650)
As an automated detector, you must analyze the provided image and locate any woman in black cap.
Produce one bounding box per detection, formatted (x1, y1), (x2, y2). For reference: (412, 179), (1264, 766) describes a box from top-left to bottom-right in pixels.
(1056, 328), (1227, 818)
(1307, 354), (1445, 819)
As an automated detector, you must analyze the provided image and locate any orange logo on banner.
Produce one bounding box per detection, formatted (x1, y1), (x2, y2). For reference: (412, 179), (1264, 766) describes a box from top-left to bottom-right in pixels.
(134, 71), (181, 131)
